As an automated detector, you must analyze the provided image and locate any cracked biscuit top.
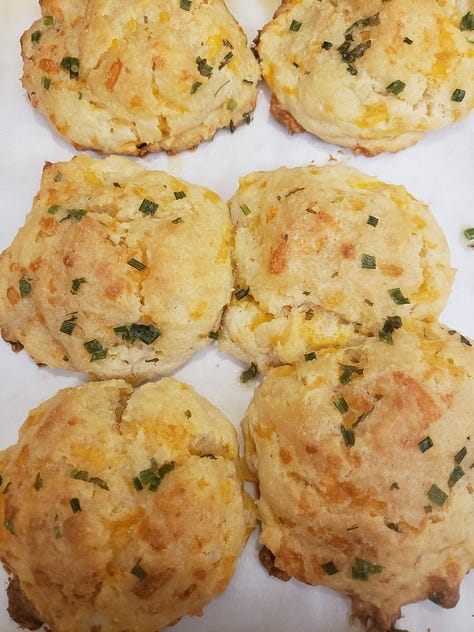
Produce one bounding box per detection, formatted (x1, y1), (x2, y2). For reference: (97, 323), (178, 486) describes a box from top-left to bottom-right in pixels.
(0, 155), (233, 382)
(21, 0), (260, 155)
(218, 163), (454, 372)
(0, 378), (255, 632)
(243, 321), (474, 631)
(257, 0), (474, 154)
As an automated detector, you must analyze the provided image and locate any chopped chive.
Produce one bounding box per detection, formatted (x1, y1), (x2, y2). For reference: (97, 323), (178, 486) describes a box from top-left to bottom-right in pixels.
(243, 79), (253, 85)
(60, 318), (76, 336)
(60, 56), (80, 79)
(390, 482), (399, 490)
(174, 191), (186, 199)
(345, 13), (380, 35)
(196, 56), (213, 77)
(243, 112), (252, 125)
(240, 362), (258, 383)
(61, 208), (87, 222)
(305, 351), (317, 361)
(387, 522), (400, 532)
(43, 15), (55, 26)
(70, 497), (81, 513)
(33, 472), (43, 491)
(4, 520), (14, 534)
(171, 217), (183, 224)
(346, 65), (358, 75)
(448, 465), (465, 488)
(226, 98), (237, 112)
(428, 592), (443, 605)
(53, 172), (62, 182)
(460, 12), (474, 31)
(139, 198), (158, 215)
(229, 119), (236, 133)
(41, 76), (51, 89)
(113, 182), (121, 188)
(361, 253), (376, 269)
(427, 484), (448, 507)
(352, 557), (383, 580)
(367, 215), (379, 227)
(451, 88), (466, 102)
(219, 51), (234, 70)
(378, 315), (403, 344)
(322, 41), (333, 50)
(289, 19), (302, 31)
(454, 446), (467, 464)
(31, 30), (42, 43)
(386, 80), (406, 95)
(180, 0), (191, 9)
(321, 561), (339, 575)
(464, 227), (474, 241)
(240, 204), (251, 215)
(333, 396), (349, 415)
(208, 331), (219, 340)
(460, 334), (472, 346)
(131, 562), (147, 580)
(132, 477), (144, 491)
(340, 425), (355, 447)
(127, 258), (146, 271)
(235, 287), (249, 300)
(418, 436), (433, 453)
(19, 276), (32, 298)
(403, 37), (413, 44)
(48, 204), (61, 214)
(83, 339), (108, 362)
(114, 323), (161, 345)
(71, 277), (86, 294)
(71, 469), (88, 481)
(89, 477), (109, 490)
(191, 81), (202, 94)
(388, 288), (410, 305)
(338, 364), (363, 385)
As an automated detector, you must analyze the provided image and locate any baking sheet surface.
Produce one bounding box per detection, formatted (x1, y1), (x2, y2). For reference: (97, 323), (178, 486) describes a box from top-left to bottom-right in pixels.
(0, 1), (473, 630)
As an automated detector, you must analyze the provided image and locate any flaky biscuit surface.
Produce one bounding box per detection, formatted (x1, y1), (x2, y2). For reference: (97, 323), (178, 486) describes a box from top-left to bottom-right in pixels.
(21, 0), (260, 155)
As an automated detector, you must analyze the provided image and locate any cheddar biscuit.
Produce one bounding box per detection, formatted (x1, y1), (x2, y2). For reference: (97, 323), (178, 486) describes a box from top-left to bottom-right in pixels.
(0, 155), (232, 382)
(257, 0), (474, 154)
(219, 164), (454, 372)
(243, 322), (474, 630)
(0, 378), (254, 632)
(21, 0), (260, 155)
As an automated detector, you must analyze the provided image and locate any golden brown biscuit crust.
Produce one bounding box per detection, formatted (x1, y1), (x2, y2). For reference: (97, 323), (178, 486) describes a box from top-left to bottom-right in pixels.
(243, 322), (474, 630)
(0, 378), (254, 632)
(258, 0), (474, 154)
(0, 155), (233, 382)
(21, 0), (260, 155)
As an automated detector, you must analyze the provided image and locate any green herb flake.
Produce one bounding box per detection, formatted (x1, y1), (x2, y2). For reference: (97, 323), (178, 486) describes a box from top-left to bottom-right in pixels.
(289, 19), (302, 31)
(53, 172), (62, 182)
(208, 331), (219, 340)
(428, 592), (443, 605)
(235, 287), (249, 300)
(454, 446), (467, 464)
(70, 497), (82, 513)
(388, 287), (410, 305)
(460, 12), (474, 31)
(338, 364), (363, 385)
(137, 459), (174, 492)
(451, 88), (466, 102)
(41, 76), (51, 89)
(43, 15), (55, 26)
(379, 315), (403, 344)
(240, 362), (258, 384)
(229, 119), (236, 133)
(321, 561), (339, 575)
(361, 253), (376, 269)
(127, 258), (146, 271)
(139, 198), (158, 215)
(174, 190), (186, 199)
(322, 41), (333, 50)
(240, 203), (251, 216)
(180, 0), (192, 10)
(352, 557), (383, 580)
(33, 472), (43, 491)
(172, 217), (183, 224)
(418, 436), (433, 453)
(345, 13), (380, 35)
(427, 484), (448, 507)
(190, 81), (202, 94)
(346, 65), (358, 75)
(386, 80), (406, 95)
(333, 396), (349, 415)
(131, 562), (147, 580)
(89, 477), (109, 490)
(226, 98), (237, 111)
(71, 277), (86, 294)
(60, 317), (77, 336)
(367, 215), (379, 227)
(196, 56), (213, 77)
(390, 482), (399, 490)
(84, 339), (108, 362)
(132, 477), (144, 492)
(31, 30), (42, 44)
(4, 520), (14, 534)
(114, 323), (161, 345)
(19, 276), (32, 298)
(48, 204), (61, 215)
(387, 522), (400, 532)
(448, 465), (465, 488)
(61, 208), (87, 222)
(464, 227), (474, 241)
(340, 424), (355, 447)
(60, 56), (80, 79)
(71, 469), (88, 481)
(460, 334), (472, 347)
(54, 526), (62, 539)
(304, 351), (317, 362)
(403, 37), (413, 44)
(219, 51), (234, 70)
